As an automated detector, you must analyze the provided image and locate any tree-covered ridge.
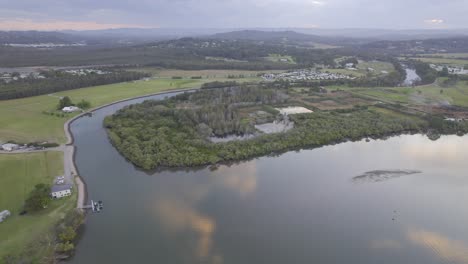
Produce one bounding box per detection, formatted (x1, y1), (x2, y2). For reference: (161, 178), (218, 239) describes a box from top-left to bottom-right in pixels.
(0, 70), (149, 100)
(104, 85), (468, 170)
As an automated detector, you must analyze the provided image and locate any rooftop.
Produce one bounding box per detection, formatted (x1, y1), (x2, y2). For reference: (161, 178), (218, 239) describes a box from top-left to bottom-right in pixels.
(0, 210), (11, 216)
(51, 184), (73, 193)
(275, 106), (313, 115)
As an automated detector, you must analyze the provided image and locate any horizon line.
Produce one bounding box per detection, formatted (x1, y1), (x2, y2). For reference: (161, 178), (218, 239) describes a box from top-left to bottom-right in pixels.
(2, 26), (468, 32)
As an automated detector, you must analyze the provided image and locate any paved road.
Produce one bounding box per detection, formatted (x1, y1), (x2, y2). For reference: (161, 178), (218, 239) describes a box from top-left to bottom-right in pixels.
(64, 145), (86, 209)
(63, 145), (73, 185)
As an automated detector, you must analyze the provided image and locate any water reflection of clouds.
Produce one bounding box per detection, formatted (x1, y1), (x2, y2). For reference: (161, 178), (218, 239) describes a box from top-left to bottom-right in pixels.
(214, 162), (257, 196)
(156, 199), (219, 260)
(408, 229), (468, 264)
(152, 161), (258, 263)
(326, 135), (468, 168)
(370, 228), (468, 263)
(400, 136), (468, 166)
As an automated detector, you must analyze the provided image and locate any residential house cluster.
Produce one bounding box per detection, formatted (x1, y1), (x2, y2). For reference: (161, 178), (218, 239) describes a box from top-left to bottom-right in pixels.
(0, 72), (45, 83)
(430, 64), (468, 75)
(4, 43), (86, 48)
(63, 69), (109, 76)
(263, 69), (356, 81)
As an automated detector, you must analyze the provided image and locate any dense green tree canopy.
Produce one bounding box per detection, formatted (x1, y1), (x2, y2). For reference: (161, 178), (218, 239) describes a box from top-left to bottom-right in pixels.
(24, 183), (51, 212)
(104, 84), (468, 170)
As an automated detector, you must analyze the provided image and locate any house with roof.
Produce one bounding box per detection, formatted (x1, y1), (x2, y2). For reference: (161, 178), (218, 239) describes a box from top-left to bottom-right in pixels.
(1, 143), (19, 152)
(62, 106), (80, 113)
(50, 184), (73, 199)
(0, 210), (11, 223)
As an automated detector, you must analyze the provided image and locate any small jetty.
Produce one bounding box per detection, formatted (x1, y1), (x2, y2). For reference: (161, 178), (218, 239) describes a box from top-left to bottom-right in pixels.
(81, 200), (103, 213)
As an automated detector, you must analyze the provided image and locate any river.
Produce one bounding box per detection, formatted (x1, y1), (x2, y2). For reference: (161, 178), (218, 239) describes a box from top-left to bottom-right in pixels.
(69, 91), (468, 264)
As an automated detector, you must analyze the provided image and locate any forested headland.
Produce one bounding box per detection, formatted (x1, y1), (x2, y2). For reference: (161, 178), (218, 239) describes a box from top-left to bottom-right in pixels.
(104, 84), (468, 170)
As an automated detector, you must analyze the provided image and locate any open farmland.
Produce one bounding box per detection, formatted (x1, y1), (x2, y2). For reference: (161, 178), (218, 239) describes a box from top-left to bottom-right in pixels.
(0, 68), (277, 144)
(405, 56), (468, 66)
(131, 68), (280, 80)
(264, 54), (296, 64)
(0, 78), (206, 143)
(356, 60), (395, 73)
(0, 151), (76, 262)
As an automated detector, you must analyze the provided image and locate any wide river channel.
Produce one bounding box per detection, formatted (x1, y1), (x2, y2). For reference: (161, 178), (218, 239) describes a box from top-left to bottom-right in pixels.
(70, 91), (468, 264)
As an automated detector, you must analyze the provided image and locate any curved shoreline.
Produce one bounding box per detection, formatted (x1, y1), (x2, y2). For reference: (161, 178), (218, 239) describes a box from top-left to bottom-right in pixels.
(63, 87), (198, 209)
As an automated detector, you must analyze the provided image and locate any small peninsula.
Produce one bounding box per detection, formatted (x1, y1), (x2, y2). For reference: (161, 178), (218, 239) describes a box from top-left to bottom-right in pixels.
(104, 82), (468, 170)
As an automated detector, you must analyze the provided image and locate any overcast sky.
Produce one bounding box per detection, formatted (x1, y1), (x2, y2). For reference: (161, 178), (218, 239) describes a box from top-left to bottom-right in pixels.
(0, 0), (466, 30)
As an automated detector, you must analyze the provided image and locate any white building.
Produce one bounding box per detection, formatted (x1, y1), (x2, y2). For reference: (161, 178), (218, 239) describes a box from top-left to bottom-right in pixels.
(0, 210), (11, 223)
(62, 106), (80, 113)
(1, 143), (19, 152)
(50, 184), (73, 199)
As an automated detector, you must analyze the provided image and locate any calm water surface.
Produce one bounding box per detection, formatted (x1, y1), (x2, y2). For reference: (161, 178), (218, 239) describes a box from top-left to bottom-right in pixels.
(70, 92), (468, 264)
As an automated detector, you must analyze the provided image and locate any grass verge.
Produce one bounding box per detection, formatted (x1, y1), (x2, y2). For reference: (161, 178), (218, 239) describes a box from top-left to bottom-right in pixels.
(0, 151), (77, 262)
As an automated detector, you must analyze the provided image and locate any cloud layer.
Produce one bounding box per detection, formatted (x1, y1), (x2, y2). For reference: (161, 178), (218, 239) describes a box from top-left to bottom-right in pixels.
(0, 0), (467, 30)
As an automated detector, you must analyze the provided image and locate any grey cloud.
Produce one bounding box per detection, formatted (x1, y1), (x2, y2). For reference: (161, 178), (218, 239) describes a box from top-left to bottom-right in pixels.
(0, 0), (467, 29)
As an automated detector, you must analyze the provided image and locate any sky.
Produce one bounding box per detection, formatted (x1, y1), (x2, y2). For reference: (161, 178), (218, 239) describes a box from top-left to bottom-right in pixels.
(0, 0), (466, 30)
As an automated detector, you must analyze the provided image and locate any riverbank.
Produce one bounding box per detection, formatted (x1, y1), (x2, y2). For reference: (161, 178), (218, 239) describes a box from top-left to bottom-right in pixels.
(0, 85), (199, 262)
(64, 87), (198, 210)
(61, 85), (468, 263)
(68, 127), (468, 263)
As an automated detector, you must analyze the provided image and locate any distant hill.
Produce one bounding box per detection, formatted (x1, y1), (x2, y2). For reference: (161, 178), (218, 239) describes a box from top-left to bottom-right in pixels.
(293, 28), (468, 41)
(209, 30), (372, 47)
(363, 36), (468, 54)
(0, 31), (79, 44)
(0, 30), (146, 46)
(210, 30), (320, 42)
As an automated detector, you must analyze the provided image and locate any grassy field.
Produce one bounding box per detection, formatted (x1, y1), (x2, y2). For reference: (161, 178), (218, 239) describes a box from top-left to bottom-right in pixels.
(321, 60), (395, 78)
(129, 68), (277, 79)
(325, 68), (366, 78)
(265, 54), (296, 64)
(0, 68), (275, 143)
(405, 57), (468, 66)
(357, 60), (395, 73)
(352, 87), (413, 104)
(0, 151), (76, 261)
(369, 106), (425, 123)
(329, 78), (468, 108)
(419, 53), (468, 59)
(0, 78), (210, 143)
(415, 81), (468, 107)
